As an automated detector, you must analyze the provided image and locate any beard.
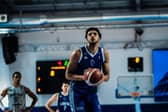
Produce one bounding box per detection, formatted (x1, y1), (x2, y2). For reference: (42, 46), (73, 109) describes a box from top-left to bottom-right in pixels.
(89, 39), (97, 44)
(90, 42), (97, 45)
(89, 39), (98, 45)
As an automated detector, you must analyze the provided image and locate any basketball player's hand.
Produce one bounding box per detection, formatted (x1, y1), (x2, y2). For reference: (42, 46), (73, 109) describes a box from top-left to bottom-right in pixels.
(83, 68), (92, 80)
(93, 70), (104, 86)
(96, 74), (104, 85)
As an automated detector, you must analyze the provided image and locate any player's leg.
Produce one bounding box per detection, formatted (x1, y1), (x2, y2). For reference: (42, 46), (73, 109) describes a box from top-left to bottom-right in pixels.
(85, 93), (102, 112)
(69, 86), (85, 112)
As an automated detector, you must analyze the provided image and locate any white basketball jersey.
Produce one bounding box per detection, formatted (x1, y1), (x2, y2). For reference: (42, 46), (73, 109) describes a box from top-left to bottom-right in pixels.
(7, 85), (26, 112)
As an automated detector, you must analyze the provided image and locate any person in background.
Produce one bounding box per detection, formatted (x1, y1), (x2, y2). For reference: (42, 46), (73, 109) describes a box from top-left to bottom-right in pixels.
(45, 81), (72, 112)
(66, 27), (110, 112)
(0, 72), (38, 112)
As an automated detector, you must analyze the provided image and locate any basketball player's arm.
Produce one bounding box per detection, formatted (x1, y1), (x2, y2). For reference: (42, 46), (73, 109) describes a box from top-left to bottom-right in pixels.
(102, 49), (110, 81)
(45, 93), (58, 112)
(0, 88), (8, 111)
(66, 50), (85, 81)
(24, 87), (38, 110)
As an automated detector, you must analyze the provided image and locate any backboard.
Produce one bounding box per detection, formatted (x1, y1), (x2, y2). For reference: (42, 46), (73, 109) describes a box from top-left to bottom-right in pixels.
(116, 75), (153, 98)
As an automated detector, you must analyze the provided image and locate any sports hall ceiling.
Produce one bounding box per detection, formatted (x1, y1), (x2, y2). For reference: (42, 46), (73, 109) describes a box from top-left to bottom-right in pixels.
(1, 0), (168, 49)
(1, 0), (168, 30)
(1, 0), (168, 14)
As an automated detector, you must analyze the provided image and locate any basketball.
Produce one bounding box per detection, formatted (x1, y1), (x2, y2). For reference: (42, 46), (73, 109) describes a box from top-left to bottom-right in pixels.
(84, 68), (103, 86)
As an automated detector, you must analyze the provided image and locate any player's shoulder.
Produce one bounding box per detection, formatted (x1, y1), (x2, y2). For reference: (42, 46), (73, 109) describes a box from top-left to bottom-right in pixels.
(102, 47), (109, 54)
(1, 87), (8, 93)
(52, 93), (59, 99)
(103, 48), (110, 62)
(71, 48), (81, 57)
(21, 85), (31, 92)
(21, 84), (27, 89)
(6, 85), (13, 91)
(1, 87), (9, 96)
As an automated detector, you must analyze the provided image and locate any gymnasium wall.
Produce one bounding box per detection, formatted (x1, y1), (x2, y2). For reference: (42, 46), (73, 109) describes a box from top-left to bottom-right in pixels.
(0, 35), (10, 107)
(0, 27), (168, 108)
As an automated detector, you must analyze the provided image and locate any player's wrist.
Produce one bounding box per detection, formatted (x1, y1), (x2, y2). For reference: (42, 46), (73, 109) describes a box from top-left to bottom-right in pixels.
(83, 68), (92, 80)
(83, 74), (88, 80)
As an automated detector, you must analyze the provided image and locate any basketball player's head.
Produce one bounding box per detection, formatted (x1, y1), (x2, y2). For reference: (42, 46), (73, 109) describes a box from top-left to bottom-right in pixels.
(85, 27), (101, 39)
(12, 72), (22, 84)
(85, 27), (102, 44)
(61, 80), (70, 93)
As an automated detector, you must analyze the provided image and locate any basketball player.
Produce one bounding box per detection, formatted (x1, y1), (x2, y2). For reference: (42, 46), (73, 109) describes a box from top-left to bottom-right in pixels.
(45, 81), (72, 112)
(66, 27), (110, 112)
(0, 72), (38, 112)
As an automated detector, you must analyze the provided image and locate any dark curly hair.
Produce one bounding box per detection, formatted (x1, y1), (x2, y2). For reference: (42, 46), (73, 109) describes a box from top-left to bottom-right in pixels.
(85, 27), (102, 39)
(12, 72), (22, 78)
